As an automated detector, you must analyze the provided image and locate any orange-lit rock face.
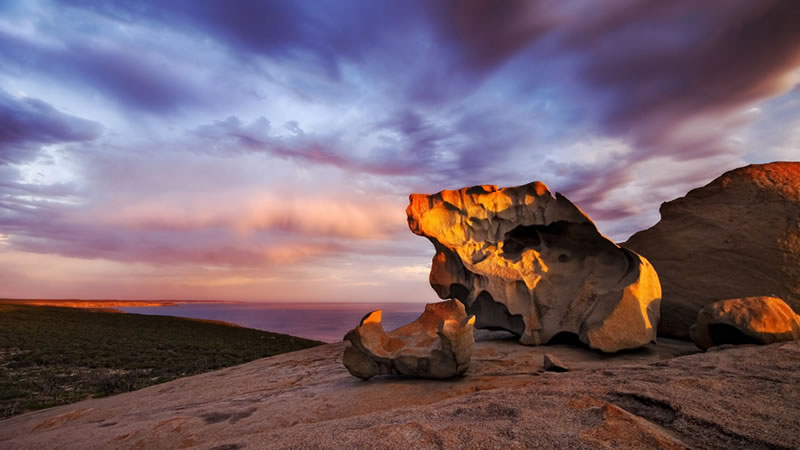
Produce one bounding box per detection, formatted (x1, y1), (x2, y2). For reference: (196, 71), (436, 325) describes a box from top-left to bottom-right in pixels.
(407, 182), (661, 353)
(690, 296), (800, 351)
(343, 299), (475, 379)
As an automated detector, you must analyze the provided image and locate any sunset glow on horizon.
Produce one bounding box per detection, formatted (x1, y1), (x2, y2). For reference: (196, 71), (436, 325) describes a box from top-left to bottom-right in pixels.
(1, 1), (799, 302)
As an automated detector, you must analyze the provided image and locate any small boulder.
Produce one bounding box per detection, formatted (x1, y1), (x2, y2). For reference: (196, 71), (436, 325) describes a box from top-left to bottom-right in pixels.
(543, 353), (568, 372)
(343, 300), (475, 380)
(690, 296), (800, 351)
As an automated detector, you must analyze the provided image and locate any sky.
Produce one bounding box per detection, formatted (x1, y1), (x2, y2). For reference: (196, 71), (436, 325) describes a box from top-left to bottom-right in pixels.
(1, 0), (799, 302)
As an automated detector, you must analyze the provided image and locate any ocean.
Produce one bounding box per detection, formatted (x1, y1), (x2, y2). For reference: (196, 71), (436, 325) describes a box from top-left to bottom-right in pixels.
(118, 302), (426, 343)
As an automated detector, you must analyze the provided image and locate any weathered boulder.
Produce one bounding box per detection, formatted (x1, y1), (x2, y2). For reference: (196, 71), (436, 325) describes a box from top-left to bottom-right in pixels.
(407, 182), (661, 353)
(690, 296), (800, 350)
(624, 162), (800, 339)
(343, 299), (475, 379)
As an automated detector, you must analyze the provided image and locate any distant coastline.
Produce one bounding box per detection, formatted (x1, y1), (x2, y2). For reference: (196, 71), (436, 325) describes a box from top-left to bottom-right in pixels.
(0, 299), (238, 308)
(0, 300), (427, 342)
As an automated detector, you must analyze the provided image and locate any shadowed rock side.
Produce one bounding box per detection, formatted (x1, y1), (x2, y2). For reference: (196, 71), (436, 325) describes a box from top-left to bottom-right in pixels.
(407, 182), (661, 352)
(690, 296), (800, 350)
(625, 162), (800, 339)
(343, 300), (475, 379)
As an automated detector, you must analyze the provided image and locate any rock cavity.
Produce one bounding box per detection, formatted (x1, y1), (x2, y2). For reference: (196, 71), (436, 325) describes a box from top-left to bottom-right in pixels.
(407, 182), (661, 353)
(690, 296), (800, 351)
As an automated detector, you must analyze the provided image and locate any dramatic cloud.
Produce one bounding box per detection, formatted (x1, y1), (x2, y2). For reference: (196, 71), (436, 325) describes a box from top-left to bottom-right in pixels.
(567, 1), (800, 155)
(188, 109), (535, 185)
(0, 0), (798, 300)
(434, 1), (800, 144)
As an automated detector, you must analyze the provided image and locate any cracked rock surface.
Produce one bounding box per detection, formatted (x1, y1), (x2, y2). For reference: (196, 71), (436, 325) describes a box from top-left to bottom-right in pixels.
(407, 182), (661, 352)
(343, 300), (475, 379)
(4, 334), (799, 449)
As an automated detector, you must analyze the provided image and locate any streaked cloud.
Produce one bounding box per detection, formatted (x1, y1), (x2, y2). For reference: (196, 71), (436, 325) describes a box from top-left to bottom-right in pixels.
(0, 0), (797, 300)
(0, 89), (102, 165)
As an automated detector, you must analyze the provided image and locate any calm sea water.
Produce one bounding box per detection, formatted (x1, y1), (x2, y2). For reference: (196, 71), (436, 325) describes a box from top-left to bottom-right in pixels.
(119, 302), (426, 343)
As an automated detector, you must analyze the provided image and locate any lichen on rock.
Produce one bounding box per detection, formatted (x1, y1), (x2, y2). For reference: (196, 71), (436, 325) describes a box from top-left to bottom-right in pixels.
(407, 182), (661, 353)
(343, 299), (475, 379)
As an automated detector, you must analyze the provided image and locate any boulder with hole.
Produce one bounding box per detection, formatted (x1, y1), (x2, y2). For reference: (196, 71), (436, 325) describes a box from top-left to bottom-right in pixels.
(407, 182), (661, 353)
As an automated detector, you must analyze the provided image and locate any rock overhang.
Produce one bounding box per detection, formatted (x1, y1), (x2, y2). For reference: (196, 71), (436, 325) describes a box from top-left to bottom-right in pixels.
(406, 181), (661, 353)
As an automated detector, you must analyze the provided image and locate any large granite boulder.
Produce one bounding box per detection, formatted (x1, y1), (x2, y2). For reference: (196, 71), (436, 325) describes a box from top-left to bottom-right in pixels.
(624, 162), (800, 339)
(407, 182), (661, 353)
(343, 299), (475, 379)
(690, 296), (800, 350)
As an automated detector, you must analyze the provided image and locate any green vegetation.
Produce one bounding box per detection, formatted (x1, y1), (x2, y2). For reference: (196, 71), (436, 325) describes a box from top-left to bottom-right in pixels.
(0, 303), (322, 418)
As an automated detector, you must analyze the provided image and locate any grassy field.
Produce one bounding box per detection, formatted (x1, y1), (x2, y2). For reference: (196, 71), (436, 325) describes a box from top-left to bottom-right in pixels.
(0, 303), (322, 419)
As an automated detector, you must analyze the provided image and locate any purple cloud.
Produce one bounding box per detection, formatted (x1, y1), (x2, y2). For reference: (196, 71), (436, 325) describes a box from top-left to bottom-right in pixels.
(433, 0), (800, 153)
(0, 89), (102, 165)
(1, 0), (799, 299)
(0, 26), (209, 114)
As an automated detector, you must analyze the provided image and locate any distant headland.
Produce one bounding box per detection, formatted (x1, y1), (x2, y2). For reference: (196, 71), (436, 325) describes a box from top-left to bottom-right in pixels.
(0, 299), (238, 308)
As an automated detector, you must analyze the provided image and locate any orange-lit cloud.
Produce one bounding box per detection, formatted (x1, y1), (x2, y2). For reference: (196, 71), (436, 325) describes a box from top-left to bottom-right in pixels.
(98, 193), (405, 239)
(0, 248), (435, 302)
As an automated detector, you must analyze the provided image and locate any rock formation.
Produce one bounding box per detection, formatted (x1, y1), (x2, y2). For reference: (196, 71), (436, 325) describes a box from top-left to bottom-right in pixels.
(690, 296), (800, 350)
(407, 182), (661, 353)
(343, 299), (475, 379)
(624, 162), (800, 339)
